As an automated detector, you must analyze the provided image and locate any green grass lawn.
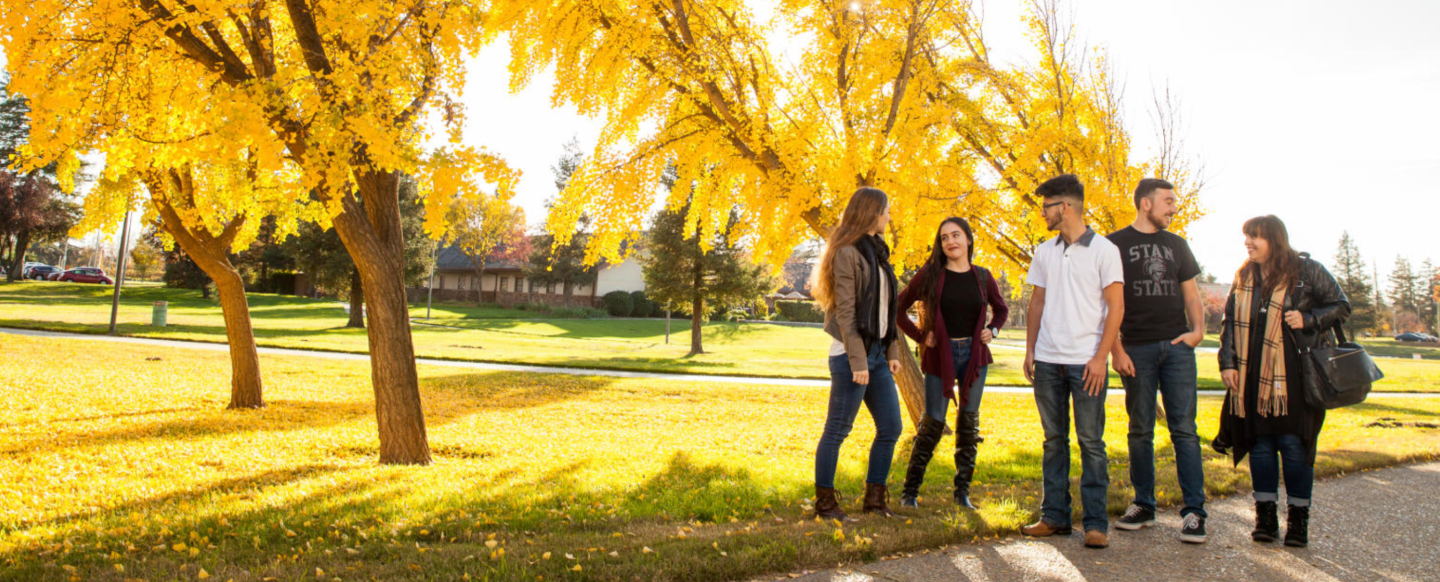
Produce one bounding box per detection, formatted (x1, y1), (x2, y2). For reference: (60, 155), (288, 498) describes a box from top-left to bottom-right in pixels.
(3, 332), (1440, 582)
(2, 280), (1438, 392)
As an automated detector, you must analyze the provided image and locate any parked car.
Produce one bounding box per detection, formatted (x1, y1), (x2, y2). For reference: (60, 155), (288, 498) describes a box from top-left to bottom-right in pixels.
(56, 267), (113, 285)
(1395, 332), (1438, 342)
(26, 265), (61, 281)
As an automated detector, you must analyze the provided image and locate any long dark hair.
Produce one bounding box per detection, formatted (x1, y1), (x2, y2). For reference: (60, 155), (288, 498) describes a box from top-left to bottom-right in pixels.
(814, 188), (889, 311)
(1241, 215), (1300, 293)
(910, 217), (975, 338)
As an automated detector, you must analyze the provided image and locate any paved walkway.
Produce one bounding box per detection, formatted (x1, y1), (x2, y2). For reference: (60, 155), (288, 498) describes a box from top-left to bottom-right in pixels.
(2, 326), (1436, 398)
(780, 461), (1440, 582)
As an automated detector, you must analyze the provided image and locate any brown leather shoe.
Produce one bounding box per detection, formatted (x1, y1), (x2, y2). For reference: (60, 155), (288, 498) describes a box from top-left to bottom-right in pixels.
(1084, 530), (1109, 548)
(1021, 519), (1073, 537)
(861, 483), (896, 517)
(814, 487), (854, 522)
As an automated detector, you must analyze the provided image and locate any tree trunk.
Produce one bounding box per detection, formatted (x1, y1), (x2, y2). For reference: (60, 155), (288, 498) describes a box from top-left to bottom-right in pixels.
(6, 229), (30, 282)
(563, 280), (574, 307)
(211, 265), (265, 409)
(689, 257), (704, 355)
(330, 168), (431, 465)
(148, 188), (264, 410)
(347, 268), (365, 328)
(689, 294), (704, 356)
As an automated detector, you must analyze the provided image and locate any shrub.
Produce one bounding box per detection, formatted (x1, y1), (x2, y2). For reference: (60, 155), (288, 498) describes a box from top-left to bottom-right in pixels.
(629, 290), (653, 318)
(516, 301), (550, 313)
(550, 307), (610, 319)
(775, 300), (824, 323)
(602, 290), (634, 317)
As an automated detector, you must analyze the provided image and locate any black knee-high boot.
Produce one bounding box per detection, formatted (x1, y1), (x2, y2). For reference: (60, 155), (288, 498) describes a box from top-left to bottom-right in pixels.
(954, 411), (984, 509)
(900, 417), (947, 507)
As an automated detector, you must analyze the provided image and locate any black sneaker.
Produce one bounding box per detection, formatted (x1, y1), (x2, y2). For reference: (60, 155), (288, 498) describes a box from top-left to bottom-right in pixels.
(1115, 504), (1156, 531)
(899, 494), (919, 508)
(1179, 513), (1207, 544)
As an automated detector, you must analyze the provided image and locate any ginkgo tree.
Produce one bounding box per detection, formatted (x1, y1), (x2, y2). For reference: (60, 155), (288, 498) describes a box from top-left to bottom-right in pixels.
(4, 0), (518, 464)
(489, 0), (1203, 424)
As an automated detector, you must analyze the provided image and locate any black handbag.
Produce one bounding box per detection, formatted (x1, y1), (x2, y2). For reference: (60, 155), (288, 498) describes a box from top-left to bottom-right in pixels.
(1288, 323), (1383, 409)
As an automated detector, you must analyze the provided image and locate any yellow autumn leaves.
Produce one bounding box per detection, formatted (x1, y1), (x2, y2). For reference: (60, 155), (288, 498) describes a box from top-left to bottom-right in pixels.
(488, 0), (1205, 283)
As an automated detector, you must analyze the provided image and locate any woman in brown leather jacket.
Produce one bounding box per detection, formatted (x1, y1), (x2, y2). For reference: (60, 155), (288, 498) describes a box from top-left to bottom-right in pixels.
(1214, 215), (1350, 549)
(811, 187), (904, 521)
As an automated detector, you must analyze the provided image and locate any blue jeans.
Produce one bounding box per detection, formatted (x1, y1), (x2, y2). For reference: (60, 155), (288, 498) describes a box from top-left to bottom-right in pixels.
(1033, 361), (1110, 533)
(1250, 434), (1313, 507)
(816, 342), (903, 488)
(1121, 340), (1207, 518)
(923, 337), (988, 421)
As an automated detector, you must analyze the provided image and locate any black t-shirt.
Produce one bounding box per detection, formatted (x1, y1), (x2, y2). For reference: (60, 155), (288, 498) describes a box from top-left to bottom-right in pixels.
(1106, 226), (1200, 344)
(941, 268), (983, 338)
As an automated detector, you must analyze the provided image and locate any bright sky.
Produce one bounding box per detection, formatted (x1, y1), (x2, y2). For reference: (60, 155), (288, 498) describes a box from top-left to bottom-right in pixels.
(458, 0), (1440, 284)
(7, 1), (1437, 285)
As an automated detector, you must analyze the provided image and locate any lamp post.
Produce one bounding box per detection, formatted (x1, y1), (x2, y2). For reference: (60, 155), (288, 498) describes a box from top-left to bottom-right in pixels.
(108, 208), (133, 335)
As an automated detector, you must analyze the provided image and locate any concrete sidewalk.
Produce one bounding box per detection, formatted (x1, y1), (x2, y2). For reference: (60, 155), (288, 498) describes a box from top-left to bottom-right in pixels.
(778, 461), (1440, 582)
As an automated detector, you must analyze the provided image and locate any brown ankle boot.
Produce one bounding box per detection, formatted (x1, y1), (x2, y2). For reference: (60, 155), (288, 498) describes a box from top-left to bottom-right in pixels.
(814, 486), (853, 522)
(862, 483), (896, 517)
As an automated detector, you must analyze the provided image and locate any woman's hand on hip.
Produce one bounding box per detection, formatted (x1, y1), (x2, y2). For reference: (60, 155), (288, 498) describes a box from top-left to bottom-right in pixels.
(888, 360), (901, 374)
(979, 328), (994, 344)
(925, 332), (936, 348)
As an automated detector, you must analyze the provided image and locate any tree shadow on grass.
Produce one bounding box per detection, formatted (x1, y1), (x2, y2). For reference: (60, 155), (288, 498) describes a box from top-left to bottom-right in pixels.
(0, 399), (373, 456)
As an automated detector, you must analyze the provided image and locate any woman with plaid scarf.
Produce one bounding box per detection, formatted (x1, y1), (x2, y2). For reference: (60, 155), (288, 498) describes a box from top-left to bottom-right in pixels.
(1214, 215), (1350, 549)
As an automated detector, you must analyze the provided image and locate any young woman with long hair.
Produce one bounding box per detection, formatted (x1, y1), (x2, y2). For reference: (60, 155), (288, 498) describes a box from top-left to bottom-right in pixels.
(812, 187), (904, 521)
(894, 217), (1009, 509)
(1214, 215), (1350, 548)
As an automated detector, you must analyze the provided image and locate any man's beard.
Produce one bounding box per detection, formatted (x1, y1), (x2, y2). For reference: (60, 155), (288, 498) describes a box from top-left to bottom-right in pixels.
(1149, 210), (1173, 230)
(1046, 215), (1062, 231)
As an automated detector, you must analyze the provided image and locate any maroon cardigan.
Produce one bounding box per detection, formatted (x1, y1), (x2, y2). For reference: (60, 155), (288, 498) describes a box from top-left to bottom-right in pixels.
(896, 265), (1009, 407)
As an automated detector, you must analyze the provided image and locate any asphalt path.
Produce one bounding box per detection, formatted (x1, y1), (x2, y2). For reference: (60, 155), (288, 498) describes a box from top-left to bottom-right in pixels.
(778, 461), (1440, 582)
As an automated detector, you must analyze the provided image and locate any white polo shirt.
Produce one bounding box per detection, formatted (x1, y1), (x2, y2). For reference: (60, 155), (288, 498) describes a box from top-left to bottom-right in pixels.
(1026, 227), (1125, 365)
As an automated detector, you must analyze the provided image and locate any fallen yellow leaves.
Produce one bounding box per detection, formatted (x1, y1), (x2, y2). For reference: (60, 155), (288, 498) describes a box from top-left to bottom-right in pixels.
(5, 332), (1440, 582)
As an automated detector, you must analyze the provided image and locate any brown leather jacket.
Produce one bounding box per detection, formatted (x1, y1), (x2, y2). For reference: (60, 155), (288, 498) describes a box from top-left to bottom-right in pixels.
(823, 245), (903, 373)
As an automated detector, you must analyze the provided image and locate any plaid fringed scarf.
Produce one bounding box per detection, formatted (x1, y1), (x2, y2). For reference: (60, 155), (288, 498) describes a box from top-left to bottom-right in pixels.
(1230, 265), (1289, 418)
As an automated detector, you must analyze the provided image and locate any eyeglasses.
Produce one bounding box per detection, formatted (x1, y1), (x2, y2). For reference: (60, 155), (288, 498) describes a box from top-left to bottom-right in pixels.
(1042, 201), (1065, 211)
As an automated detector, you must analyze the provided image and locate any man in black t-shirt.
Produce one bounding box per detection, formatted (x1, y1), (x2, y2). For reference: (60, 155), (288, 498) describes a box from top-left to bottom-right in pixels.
(1107, 178), (1209, 544)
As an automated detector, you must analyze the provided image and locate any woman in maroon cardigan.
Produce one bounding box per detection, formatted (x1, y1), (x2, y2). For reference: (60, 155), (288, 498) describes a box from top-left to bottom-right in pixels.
(896, 217), (1009, 509)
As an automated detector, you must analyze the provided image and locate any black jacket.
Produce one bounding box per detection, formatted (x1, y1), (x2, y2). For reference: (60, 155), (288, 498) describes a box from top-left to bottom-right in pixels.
(1219, 254), (1351, 370)
(1215, 253), (1350, 467)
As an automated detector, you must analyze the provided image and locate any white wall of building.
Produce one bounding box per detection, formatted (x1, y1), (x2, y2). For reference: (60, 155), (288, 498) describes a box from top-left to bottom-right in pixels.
(431, 257), (646, 297)
(595, 255), (646, 296)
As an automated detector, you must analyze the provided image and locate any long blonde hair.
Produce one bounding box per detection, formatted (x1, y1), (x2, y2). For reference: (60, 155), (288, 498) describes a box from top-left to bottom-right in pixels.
(813, 187), (889, 312)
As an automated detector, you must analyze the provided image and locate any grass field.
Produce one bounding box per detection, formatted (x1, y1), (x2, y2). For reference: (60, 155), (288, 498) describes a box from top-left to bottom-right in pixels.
(2, 333), (1440, 581)
(2, 281), (1438, 392)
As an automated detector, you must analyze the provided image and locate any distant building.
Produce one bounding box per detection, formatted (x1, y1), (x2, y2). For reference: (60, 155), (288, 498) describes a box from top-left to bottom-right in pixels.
(765, 247), (819, 308)
(410, 240), (646, 307)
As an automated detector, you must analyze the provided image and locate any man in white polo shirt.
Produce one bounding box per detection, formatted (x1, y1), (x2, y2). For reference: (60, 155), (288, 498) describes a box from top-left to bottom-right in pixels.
(1019, 174), (1126, 549)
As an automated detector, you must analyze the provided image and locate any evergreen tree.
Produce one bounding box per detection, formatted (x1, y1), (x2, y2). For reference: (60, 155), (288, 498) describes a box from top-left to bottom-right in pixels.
(1388, 256), (1419, 317)
(641, 169), (779, 355)
(1333, 232), (1378, 337)
(525, 140), (596, 305)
